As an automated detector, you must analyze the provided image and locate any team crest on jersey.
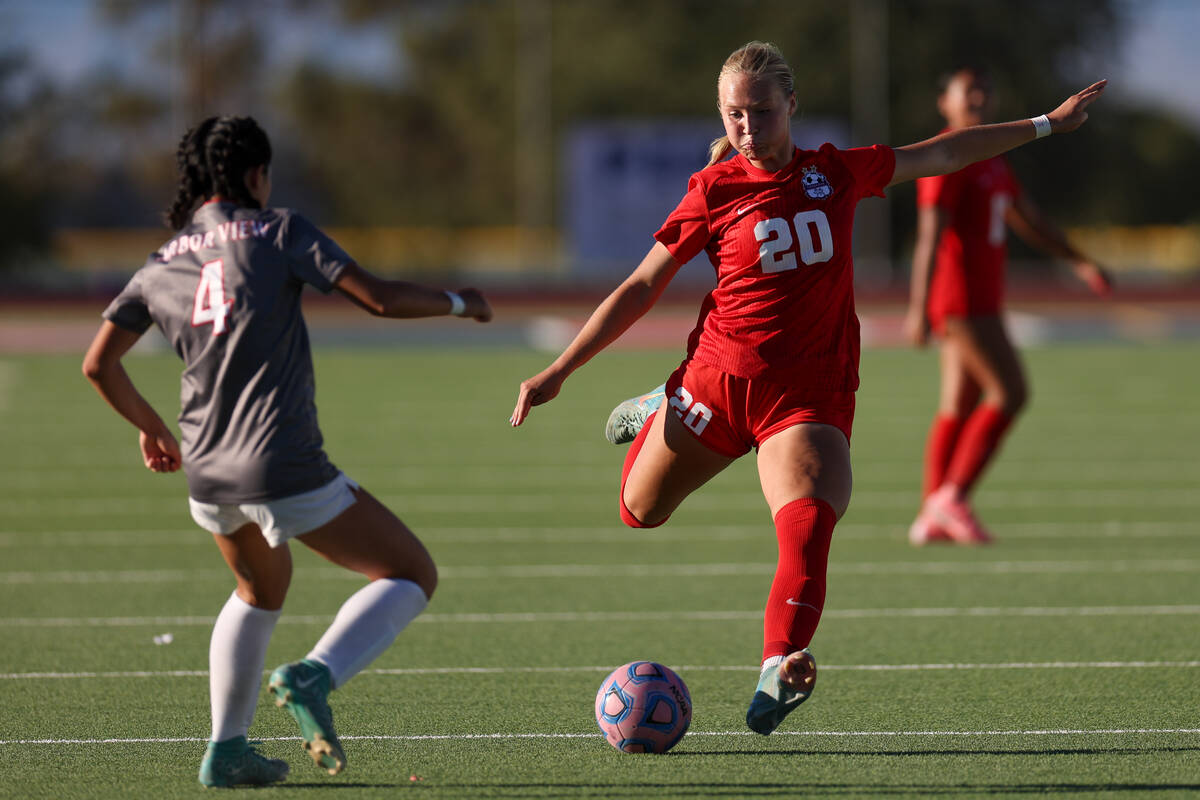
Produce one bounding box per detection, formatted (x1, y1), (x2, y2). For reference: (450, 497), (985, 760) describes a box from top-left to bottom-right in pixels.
(801, 166), (833, 199)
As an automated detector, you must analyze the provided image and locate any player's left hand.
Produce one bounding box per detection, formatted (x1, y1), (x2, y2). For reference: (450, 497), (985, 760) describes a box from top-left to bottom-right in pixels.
(510, 367), (565, 427)
(457, 288), (494, 323)
(1046, 80), (1107, 134)
(140, 428), (182, 473)
(1074, 261), (1113, 296)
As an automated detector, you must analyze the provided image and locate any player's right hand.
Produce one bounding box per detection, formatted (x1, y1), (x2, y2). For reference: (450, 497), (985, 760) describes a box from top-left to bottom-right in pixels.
(140, 428), (182, 473)
(903, 306), (931, 348)
(510, 368), (564, 427)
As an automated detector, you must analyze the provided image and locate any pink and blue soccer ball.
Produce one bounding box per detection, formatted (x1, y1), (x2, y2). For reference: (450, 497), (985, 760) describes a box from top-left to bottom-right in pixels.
(594, 661), (692, 753)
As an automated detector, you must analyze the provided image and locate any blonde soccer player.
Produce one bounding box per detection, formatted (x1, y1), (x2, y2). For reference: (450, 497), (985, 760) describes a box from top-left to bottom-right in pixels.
(513, 42), (1105, 735)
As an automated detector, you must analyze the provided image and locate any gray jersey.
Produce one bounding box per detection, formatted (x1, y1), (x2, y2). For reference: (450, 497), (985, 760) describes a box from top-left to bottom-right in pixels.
(104, 202), (350, 503)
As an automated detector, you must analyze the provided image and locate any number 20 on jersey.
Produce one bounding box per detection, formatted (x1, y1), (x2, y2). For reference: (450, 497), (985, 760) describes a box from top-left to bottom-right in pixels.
(754, 209), (834, 273)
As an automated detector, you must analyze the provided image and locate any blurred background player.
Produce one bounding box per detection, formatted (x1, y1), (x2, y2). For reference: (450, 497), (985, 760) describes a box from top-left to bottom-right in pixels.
(512, 42), (1105, 736)
(904, 66), (1112, 546)
(82, 116), (492, 788)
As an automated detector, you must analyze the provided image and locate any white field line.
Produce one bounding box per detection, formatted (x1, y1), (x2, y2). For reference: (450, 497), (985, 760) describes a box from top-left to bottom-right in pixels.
(1, 521), (1196, 547)
(4, 660), (1200, 681)
(5, 452), (1194, 473)
(4, 460), (1196, 490)
(2, 605), (1199, 628)
(4, 455), (1196, 475)
(3, 728), (1199, 746)
(0, 530), (205, 547)
(424, 521), (1200, 542)
(3, 558), (1200, 585)
(5, 488), (1200, 514)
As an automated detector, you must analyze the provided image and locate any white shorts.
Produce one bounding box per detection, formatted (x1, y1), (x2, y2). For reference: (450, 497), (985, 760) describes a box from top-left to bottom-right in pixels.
(188, 473), (360, 548)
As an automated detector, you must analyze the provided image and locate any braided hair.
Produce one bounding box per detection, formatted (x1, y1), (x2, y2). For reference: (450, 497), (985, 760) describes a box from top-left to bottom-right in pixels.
(164, 116), (272, 230)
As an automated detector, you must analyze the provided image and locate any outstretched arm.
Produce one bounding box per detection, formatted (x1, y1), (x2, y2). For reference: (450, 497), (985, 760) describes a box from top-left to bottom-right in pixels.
(889, 80), (1107, 188)
(335, 263), (493, 322)
(1006, 193), (1112, 295)
(82, 321), (182, 473)
(510, 241), (681, 427)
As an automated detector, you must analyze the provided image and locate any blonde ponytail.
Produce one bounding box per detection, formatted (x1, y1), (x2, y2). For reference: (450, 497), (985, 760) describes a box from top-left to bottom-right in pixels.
(707, 135), (734, 167)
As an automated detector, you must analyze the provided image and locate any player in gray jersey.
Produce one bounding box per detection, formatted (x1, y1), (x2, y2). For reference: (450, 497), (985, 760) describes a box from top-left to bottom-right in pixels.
(82, 116), (492, 788)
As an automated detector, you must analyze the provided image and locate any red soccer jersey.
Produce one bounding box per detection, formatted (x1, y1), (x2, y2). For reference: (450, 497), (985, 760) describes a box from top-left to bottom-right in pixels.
(654, 143), (895, 392)
(917, 154), (1021, 322)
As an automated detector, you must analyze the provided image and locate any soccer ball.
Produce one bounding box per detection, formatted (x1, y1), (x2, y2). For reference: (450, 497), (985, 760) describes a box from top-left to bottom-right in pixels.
(594, 661), (691, 753)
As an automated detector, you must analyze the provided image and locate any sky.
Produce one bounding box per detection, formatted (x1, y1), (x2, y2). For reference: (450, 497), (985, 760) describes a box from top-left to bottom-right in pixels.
(1115, 0), (1200, 130)
(1, 0), (1199, 132)
(0, 2), (401, 88)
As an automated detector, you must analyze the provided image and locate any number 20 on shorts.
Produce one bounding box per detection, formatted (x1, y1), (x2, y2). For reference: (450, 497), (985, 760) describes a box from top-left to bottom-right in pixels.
(754, 209), (834, 273)
(669, 386), (713, 436)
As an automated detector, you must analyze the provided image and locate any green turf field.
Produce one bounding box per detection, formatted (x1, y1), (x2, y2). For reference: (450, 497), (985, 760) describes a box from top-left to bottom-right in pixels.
(1, 343), (1198, 798)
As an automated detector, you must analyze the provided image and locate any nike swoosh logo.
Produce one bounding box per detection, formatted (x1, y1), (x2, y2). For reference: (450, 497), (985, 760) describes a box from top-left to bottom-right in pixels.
(786, 599), (819, 612)
(735, 204), (756, 216)
(782, 693), (805, 706)
(295, 673), (321, 690)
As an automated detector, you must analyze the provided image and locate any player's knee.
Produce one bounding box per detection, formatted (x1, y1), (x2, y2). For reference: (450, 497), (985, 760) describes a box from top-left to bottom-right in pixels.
(619, 489), (669, 529)
(1001, 382), (1028, 416)
(416, 562), (438, 600)
(236, 582), (287, 612)
(373, 554), (437, 600)
(985, 379), (1027, 417)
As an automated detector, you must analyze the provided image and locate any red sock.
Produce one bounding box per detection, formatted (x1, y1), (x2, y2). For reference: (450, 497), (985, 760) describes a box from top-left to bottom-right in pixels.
(923, 413), (966, 499)
(762, 497), (836, 661)
(619, 411), (667, 529)
(944, 404), (1012, 495)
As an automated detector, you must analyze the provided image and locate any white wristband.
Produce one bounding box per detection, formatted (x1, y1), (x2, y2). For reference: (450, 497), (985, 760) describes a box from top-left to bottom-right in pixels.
(444, 290), (467, 317)
(1030, 114), (1052, 139)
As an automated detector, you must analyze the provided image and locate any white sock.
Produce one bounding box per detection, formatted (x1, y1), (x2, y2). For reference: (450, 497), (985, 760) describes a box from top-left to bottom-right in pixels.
(760, 655), (784, 675)
(209, 592), (280, 742)
(306, 578), (428, 690)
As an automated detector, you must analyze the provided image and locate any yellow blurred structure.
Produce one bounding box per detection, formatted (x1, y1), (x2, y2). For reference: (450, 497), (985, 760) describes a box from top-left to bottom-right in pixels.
(1067, 225), (1200, 275)
(49, 224), (1200, 278)
(52, 226), (561, 276)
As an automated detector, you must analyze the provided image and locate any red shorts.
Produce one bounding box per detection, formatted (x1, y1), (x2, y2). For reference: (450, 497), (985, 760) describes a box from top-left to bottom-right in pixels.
(664, 361), (855, 458)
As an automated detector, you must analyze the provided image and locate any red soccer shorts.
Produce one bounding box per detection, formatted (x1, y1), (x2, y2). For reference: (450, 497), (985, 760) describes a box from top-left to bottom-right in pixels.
(664, 361), (855, 458)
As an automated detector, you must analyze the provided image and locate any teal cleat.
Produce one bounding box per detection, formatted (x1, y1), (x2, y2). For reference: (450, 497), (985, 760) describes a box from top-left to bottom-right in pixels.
(745, 648), (817, 735)
(268, 659), (346, 775)
(198, 735), (289, 788)
(604, 384), (667, 445)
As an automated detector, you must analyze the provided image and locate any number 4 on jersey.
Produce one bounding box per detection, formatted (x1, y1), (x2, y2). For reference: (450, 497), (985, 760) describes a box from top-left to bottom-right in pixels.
(192, 259), (233, 335)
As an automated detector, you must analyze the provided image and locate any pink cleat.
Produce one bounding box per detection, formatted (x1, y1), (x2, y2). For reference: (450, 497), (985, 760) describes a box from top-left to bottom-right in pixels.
(924, 485), (994, 545)
(908, 510), (953, 546)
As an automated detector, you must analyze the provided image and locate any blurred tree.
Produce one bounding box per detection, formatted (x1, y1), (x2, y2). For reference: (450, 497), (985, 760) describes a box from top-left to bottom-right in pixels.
(100, 0), (267, 118)
(884, 0), (1157, 269)
(287, 0), (1174, 237)
(280, 0), (851, 225)
(0, 53), (55, 271)
(3, 0), (1199, 278)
